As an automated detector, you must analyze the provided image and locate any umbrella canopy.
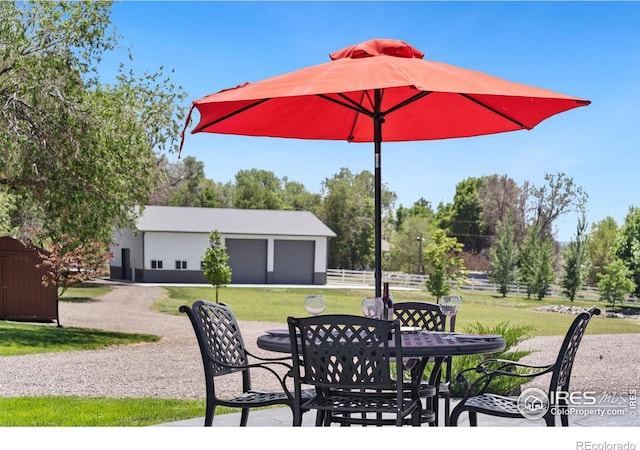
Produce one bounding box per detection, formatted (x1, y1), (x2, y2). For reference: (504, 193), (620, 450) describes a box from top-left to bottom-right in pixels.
(181, 38), (590, 296)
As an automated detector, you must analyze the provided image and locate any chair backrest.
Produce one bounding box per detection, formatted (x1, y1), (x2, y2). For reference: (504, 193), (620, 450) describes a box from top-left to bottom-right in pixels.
(287, 314), (403, 391)
(180, 300), (250, 378)
(549, 306), (601, 394)
(393, 301), (454, 332)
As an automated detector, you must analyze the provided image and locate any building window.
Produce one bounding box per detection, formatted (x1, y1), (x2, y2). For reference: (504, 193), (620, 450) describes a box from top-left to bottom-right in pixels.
(175, 260), (187, 270)
(151, 260), (163, 269)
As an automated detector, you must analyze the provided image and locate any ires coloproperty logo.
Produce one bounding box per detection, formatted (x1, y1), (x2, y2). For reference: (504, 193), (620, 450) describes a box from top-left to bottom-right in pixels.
(517, 388), (633, 420)
(517, 387), (550, 419)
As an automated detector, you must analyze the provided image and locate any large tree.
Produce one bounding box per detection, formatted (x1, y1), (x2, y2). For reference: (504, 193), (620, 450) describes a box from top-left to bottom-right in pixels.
(394, 197), (435, 230)
(388, 215), (436, 274)
(317, 168), (395, 270)
(318, 168), (374, 270)
(597, 259), (636, 312)
(439, 177), (488, 254)
(389, 198), (436, 273)
(233, 169), (285, 210)
(147, 156), (187, 206)
(527, 172), (588, 241)
(282, 177), (322, 212)
(0, 1), (186, 243)
(0, 191), (18, 237)
(613, 206), (640, 296)
(479, 174), (526, 247)
(167, 156), (208, 207)
(585, 217), (619, 286)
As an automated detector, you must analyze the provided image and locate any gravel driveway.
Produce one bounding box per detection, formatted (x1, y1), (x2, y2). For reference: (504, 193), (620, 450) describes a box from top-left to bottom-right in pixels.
(0, 283), (638, 400)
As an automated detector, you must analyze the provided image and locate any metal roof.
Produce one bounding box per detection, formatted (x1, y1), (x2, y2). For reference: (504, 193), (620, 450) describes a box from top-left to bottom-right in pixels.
(134, 206), (336, 237)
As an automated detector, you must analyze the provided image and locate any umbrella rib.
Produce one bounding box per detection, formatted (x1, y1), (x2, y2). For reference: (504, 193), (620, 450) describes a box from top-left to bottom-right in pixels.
(194, 98), (272, 131)
(383, 90), (432, 115)
(346, 92), (367, 142)
(459, 94), (529, 129)
(317, 93), (374, 117)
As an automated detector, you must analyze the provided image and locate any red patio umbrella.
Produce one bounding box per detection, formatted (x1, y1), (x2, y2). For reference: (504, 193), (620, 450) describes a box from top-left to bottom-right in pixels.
(181, 38), (590, 296)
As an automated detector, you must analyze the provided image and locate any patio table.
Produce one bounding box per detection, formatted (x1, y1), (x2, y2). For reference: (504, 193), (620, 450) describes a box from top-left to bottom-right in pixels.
(256, 329), (506, 426)
(257, 330), (505, 357)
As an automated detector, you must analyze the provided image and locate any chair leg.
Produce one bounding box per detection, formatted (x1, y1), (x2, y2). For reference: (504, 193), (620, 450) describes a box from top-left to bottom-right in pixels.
(293, 405), (304, 426)
(562, 400), (570, 426)
(553, 402), (568, 427)
(560, 409), (569, 427)
(314, 410), (324, 426)
(240, 407), (250, 426)
(448, 402), (463, 426)
(414, 402), (424, 427)
(443, 395), (450, 426)
(469, 411), (477, 427)
(423, 396), (436, 427)
(431, 395), (439, 426)
(204, 400), (215, 427)
(544, 412), (557, 427)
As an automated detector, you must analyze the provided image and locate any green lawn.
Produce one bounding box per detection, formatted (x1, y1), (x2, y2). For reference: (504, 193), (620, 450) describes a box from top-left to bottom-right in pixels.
(0, 396), (213, 426)
(159, 286), (640, 336)
(60, 284), (113, 302)
(0, 321), (160, 357)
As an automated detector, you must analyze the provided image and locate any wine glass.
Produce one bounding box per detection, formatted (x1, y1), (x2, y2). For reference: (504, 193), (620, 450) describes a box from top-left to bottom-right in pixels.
(304, 295), (326, 316)
(361, 297), (384, 319)
(439, 295), (462, 338)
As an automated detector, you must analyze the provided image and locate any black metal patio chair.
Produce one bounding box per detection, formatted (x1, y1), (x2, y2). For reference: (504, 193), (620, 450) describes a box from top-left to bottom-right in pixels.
(449, 306), (601, 427)
(180, 300), (314, 426)
(287, 314), (423, 427)
(393, 301), (455, 426)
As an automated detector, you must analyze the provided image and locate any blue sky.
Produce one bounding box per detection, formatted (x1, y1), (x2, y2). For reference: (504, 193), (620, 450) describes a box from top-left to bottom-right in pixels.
(107, 1), (639, 242)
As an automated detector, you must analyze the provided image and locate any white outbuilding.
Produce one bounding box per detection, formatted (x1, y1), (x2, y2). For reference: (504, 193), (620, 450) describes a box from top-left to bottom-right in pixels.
(110, 205), (336, 285)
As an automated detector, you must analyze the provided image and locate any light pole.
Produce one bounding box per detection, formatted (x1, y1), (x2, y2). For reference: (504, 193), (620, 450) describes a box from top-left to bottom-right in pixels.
(417, 233), (425, 275)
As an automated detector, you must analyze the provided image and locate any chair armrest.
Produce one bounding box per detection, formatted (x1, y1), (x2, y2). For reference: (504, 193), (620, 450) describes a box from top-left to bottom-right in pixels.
(473, 358), (555, 378)
(208, 355), (294, 396)
(454, 358), (555, 401)
(245, 347), (293, 363)
(209, 357), (293, 380)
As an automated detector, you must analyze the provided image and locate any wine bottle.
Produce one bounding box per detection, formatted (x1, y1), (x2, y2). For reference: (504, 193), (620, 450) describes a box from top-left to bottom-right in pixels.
(382, 282), (394, 321)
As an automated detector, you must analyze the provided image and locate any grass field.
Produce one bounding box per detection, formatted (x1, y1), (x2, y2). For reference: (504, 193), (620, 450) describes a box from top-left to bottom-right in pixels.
(157, 286), (640, 336)
(0, 396), (207, 426)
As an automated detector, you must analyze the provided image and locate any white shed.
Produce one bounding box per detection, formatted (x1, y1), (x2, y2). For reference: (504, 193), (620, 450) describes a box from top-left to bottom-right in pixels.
(110, 206), (336, 285)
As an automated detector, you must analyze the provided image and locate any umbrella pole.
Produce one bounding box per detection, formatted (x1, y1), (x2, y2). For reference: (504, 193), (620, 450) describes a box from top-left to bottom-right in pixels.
(374, 89), (383, 298)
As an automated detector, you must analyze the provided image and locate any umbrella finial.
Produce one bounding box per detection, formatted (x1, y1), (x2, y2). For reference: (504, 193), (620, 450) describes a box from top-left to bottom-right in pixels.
(329, 38), (424, 60)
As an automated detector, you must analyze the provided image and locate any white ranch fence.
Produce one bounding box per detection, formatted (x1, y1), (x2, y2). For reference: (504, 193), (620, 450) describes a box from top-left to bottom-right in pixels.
(326, 268), (637, 304)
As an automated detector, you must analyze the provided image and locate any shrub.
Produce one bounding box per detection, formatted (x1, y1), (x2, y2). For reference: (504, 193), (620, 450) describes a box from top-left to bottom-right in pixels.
(448, 321), (535, 397)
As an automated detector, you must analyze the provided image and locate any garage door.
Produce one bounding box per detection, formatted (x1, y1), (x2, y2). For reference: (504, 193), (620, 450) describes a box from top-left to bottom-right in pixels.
(273, 240), (315, 284)
(225, 239), (267, 284)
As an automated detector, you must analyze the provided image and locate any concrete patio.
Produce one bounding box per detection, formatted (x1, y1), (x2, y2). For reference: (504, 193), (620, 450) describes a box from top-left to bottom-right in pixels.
(160, 397), (639, 427)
